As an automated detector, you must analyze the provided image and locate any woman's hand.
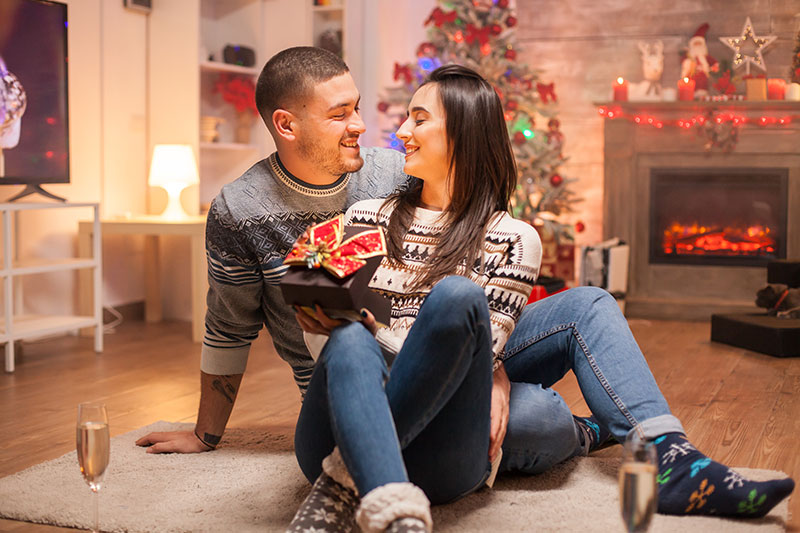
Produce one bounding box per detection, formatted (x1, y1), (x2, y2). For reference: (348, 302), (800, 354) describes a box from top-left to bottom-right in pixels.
(489, 363), (511, 462)
(294, 305), (343, 335)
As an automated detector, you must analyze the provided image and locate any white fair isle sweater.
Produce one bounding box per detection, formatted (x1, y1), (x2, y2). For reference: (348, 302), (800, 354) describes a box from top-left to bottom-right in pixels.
(305, 198), (542, 369)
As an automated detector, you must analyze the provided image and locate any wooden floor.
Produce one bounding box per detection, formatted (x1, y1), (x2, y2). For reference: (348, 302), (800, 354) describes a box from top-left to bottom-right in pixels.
(0, 317), (797, 532)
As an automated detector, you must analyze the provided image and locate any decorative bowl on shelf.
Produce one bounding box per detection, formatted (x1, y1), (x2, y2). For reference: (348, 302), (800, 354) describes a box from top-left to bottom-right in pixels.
(200, 116), (224, 143)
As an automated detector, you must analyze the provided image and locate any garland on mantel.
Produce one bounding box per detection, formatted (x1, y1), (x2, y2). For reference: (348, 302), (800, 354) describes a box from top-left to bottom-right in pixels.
(596, 105), (800, 152)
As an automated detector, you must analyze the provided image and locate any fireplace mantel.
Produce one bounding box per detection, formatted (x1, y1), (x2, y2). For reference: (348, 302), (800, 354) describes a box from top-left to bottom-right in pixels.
(601, 101), (800, 320)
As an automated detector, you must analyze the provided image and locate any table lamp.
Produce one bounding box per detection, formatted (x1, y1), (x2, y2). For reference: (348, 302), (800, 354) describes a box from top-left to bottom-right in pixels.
(148, 144), (199, 219)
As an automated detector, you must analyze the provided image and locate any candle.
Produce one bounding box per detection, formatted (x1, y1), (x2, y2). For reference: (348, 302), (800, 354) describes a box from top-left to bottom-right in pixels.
(785, 82), (800, 101)
(613, 77), (628, 101)
(767, 78), (786, 100)
(677, 77), (695, 101)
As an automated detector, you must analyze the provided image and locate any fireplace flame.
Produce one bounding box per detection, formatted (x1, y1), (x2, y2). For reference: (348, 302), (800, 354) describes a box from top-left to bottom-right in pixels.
(662, 222), (776, 256)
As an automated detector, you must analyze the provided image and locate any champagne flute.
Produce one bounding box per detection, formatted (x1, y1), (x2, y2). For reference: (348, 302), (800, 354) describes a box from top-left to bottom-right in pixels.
(76, 403), (110, 533)
(619, 434), (658, 532)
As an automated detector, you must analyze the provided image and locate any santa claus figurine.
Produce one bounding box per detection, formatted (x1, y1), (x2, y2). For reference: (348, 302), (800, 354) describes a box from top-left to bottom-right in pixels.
(680, 23), (718, 96)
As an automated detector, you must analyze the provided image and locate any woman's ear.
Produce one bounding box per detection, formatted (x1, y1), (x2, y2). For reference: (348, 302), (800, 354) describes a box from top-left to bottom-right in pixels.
(272, 109), (297, 141)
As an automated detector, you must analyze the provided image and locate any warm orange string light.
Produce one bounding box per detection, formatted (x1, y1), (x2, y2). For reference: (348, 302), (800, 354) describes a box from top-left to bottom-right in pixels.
(597, 106), (796, 128)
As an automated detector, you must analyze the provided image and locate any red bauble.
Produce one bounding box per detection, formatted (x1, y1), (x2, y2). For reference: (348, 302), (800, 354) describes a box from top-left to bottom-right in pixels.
(513, 131), (526, 145)
(505, 49), (517, 60)
(575, 221), (586, 233)
(549, 174), (563, 187)
(490, 23), (503, 35)
(506, 99), (518, 111)
(377, 101), (389, 113)
(506, 15), (517, 27)
(524, 79), (533, 90)
(497, 0), (509, 8)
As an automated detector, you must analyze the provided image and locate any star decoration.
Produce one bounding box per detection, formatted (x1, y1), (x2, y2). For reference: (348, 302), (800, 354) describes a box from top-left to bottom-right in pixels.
(718, 17), (776, 75)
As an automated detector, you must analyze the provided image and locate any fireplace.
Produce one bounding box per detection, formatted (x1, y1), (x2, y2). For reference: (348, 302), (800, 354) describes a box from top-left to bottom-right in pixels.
(649, 168), (788, 267)
(601, 101), (800, 319)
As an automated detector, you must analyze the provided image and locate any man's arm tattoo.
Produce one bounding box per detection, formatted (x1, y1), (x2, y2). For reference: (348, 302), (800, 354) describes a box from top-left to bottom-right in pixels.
(203, 433), (221, 446)
(211, 377), (237, 404)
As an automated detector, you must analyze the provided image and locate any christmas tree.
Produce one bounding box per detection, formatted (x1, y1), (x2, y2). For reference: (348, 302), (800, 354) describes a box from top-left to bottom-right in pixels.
(376, 0), (582, 242)
(791, 30), (800, 83)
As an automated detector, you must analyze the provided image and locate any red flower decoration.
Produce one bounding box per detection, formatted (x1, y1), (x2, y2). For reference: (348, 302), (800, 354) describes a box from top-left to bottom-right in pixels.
(465, 24), (491, 46)
(425, 7), (457, 28)
(537, 82), (557, 103)
(394, 62), (413, 84)
(214, 74), (258, 115)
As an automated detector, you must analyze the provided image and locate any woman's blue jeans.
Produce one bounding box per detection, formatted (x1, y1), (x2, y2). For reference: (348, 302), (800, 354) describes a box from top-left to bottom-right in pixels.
(499, 286), (684, 474)
(294, 276), (494, 505)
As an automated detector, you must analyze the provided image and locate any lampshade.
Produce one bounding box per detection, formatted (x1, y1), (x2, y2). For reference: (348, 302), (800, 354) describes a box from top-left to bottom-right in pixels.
(148, 144), (199, 219)
(148, 144), (199, 188)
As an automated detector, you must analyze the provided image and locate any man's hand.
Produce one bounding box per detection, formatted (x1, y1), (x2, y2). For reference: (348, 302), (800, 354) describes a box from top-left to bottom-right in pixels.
(294, 305), (343, 335)
(135, 430), (213, 454)
(489, 363), (511, 462)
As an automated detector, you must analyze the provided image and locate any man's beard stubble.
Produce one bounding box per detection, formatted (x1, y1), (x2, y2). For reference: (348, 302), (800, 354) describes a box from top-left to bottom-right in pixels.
(297, 135), (364, 178)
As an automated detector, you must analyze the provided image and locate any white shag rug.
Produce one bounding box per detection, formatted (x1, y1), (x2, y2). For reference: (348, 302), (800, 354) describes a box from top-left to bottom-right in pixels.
(0, 422), (790, 532)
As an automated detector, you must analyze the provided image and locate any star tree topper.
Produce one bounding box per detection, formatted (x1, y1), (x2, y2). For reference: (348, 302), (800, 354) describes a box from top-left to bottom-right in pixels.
(719, 17), (776, 75)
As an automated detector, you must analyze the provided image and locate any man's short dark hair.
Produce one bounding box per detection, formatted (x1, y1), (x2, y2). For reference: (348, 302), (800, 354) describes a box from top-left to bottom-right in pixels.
(255, 47), (349, 131)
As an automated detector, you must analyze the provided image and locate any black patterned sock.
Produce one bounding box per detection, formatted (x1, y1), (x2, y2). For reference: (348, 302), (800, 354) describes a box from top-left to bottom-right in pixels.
(654, 433), (794, 517)
(287, 471), (359, 532)
(573, 415), (616, 454)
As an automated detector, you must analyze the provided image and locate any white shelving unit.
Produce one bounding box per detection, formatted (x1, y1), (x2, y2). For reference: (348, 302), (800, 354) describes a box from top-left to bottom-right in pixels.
(1, 202), (102, 372)
(198, 0), (268, 211)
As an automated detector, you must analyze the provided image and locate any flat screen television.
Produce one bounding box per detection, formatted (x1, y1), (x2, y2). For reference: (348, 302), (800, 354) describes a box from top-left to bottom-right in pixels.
(0, 0), (69, 201)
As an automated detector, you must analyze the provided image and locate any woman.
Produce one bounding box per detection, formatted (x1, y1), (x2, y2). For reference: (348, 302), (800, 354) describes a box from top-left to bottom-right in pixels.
(289, 64), (539, 533)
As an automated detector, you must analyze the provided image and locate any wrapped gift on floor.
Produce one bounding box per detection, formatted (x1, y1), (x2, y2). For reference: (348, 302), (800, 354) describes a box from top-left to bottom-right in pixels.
(534, 223), (576, 283)
(528, 276), (569, 304)
(579, 238), (630, 313)
(280, 215), (391, 325)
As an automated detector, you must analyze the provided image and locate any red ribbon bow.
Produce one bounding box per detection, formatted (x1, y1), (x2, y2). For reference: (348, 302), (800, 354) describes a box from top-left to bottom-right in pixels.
(284, 215), (387, 278)
(465, 24), (491, 46)
(425, 7), (457, 27)
(394, 62), (413, 85)
(536, 82), (557, 104)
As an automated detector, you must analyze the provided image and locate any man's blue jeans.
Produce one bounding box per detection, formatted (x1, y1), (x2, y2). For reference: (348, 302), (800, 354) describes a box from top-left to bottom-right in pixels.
(294, 276), (494, 505)
(500, 286), (684, 474)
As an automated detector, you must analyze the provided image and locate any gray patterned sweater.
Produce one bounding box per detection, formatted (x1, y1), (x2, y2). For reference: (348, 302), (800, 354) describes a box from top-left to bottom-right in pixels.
(201, 147), (408, 393)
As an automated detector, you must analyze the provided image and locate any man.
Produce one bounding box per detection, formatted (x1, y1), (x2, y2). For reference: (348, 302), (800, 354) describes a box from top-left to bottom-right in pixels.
(138, 46), (793, 531)
(136, 46), (408, 454)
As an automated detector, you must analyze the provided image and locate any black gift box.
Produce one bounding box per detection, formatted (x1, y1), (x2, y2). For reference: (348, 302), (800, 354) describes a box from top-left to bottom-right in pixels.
(280, 227), (391, 325)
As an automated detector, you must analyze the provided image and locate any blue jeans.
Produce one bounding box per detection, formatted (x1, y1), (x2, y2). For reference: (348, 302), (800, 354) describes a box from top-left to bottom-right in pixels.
(500, 286), (684, 474)
(294, 276), (493, 505)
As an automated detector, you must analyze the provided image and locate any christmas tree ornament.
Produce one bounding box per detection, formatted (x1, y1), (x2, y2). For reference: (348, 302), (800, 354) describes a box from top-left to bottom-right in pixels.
(490, 23), (503, 36)
(680, 23), (718, 96)
(506, 99), (518, 111)
(377, 101), (389, 112)
(506, 15), (517, 28)
(719, 17), (776, 75)
(513, 131), (527, 145)
(550, 174), (563, 187)
(505, 48), (517, 60)
(497, 0), (509, 8)
(537, 81), (557, 103)
(575, 221), (585, 233)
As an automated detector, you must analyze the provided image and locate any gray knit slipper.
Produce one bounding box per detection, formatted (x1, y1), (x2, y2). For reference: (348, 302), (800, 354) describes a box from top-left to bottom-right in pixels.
(356, 482), (432, 533)
(286, 449), (359, 532)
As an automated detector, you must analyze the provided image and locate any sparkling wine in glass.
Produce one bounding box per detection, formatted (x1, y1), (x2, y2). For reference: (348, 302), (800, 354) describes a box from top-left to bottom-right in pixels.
(619, 436), (657, 533)
(76, 403), (109, 533)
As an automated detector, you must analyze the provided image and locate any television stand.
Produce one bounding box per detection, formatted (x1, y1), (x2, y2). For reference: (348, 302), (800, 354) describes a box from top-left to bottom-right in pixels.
(5, 184), (67, 203)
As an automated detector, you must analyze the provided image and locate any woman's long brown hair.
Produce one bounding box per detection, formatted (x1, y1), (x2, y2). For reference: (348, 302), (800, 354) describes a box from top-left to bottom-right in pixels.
(380, 64), (518, 291)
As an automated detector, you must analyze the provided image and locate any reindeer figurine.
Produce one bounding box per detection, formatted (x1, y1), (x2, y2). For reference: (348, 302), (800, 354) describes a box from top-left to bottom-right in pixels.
(629, 41), (664, 101)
